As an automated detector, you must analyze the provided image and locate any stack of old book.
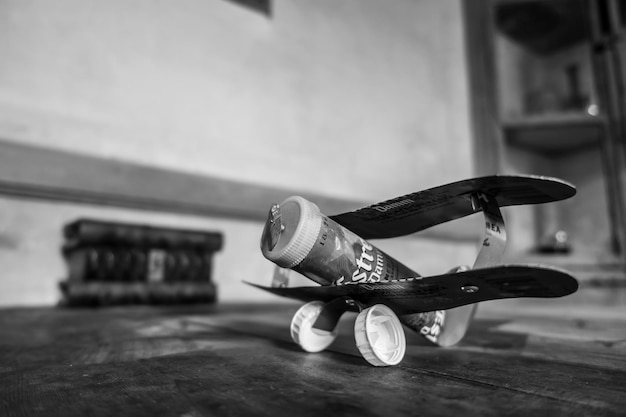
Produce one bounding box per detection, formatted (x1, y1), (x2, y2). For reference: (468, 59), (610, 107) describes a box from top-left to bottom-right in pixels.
(59, 218), (223, 306)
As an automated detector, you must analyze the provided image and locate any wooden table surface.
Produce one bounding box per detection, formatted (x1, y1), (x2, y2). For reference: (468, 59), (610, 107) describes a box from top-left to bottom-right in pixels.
(1, 288), (625, 416)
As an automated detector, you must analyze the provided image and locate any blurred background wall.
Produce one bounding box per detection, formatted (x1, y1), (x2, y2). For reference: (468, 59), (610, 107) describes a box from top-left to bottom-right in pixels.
(0, 0), (480, 306)
(0, 0), (473, 199)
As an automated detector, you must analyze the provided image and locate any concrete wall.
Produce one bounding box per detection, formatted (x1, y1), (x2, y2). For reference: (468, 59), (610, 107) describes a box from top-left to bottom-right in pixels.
(0, 0), (473, 201)
(0, 0), (479, 306)
(495, 34), (533, 120)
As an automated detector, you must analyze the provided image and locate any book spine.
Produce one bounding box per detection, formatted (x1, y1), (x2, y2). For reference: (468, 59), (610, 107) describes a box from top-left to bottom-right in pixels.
(59, 282), (217, 306)
(64, 219), (223, 250)
(62, 246), (213, 283)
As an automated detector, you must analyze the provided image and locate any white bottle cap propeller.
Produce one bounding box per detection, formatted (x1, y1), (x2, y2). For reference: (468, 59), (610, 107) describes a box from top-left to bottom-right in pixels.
(355, 304), (406, 366)
(260, 196), (323, 268)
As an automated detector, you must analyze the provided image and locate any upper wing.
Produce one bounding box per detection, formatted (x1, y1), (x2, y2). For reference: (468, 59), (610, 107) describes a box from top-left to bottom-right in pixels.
(329, 174), (575, 239)
(246, 264), (578, 315)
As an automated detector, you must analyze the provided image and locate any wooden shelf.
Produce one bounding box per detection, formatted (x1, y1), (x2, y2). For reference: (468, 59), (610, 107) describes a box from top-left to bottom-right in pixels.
(2, 301), (626, 414)
(502, 113), (605, 156)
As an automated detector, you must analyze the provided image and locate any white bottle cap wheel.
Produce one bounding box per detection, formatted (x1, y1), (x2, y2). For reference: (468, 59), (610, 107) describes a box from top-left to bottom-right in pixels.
(355, 304), (406, 366)
(290, 301), (338, 353)
(261, 196), (322, 268)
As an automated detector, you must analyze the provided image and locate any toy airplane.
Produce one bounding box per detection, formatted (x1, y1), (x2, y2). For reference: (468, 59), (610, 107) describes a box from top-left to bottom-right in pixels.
(248, 175), (578, 366)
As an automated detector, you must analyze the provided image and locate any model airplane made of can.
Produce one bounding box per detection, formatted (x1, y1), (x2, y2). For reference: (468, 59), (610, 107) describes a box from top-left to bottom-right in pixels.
(247, 175), (578, 366)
